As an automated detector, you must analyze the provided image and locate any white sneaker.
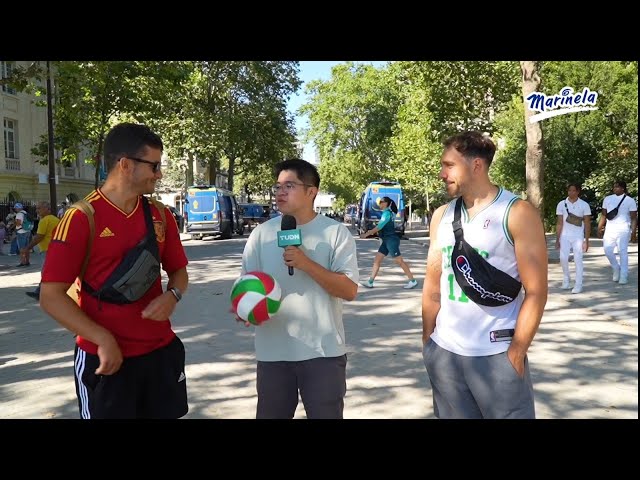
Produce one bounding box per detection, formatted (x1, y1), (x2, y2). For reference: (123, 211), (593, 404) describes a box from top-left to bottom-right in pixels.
(361, 279), (374, 288)
(561, 279), (571, 290)
(403, 279), (418, 289)
(612, 268), (620, 282)
(571, 285), (583, 294)
(619, 276), (628, 285)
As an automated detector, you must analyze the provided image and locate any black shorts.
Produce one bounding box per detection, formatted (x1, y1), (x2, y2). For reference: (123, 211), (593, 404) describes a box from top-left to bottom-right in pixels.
(74, 335), (188, 419)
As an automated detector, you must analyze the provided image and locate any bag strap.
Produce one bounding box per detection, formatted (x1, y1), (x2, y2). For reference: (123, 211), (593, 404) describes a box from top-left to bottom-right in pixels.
(452, 197), (465, 244)
(149, 197), (166, 228)
(71, 199), (95, 282)
(613, 194), (626, 211)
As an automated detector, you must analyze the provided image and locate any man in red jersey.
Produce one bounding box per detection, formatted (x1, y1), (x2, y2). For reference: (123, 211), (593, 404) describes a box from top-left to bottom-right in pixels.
(40, 123), (189, 419)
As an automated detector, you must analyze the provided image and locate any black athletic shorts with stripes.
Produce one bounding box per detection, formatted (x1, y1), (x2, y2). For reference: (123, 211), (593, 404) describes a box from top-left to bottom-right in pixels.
(74, 335), (188, 419)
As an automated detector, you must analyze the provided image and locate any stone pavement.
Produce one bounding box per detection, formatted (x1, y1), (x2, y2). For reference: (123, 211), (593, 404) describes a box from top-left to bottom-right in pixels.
(0, 228), (637, 419)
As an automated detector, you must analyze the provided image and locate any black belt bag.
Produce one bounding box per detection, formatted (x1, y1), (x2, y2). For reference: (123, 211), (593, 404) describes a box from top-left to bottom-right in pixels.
(83, 198), (161, 305)
(451, 197), (522, 307)
(605, 194), (626, 221)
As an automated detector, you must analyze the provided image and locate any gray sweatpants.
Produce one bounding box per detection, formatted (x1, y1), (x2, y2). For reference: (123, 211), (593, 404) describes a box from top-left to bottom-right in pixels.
(423, 340), (535, 419)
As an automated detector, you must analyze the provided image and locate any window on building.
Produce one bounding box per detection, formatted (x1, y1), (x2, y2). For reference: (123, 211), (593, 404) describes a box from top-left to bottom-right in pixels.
(4, 118), (18, 159)
(1, 61), (17, 95)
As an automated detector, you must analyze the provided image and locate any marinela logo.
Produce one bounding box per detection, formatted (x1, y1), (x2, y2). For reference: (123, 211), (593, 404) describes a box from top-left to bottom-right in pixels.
(525, 86), (598, 123)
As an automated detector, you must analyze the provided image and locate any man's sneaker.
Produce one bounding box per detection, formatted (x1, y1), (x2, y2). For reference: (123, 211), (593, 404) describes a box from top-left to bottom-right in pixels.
(561, 279), (572, 290)
(361, 279), (374, 288)
(612, 267), (620, 282)
(619, 276), (628, 285)
(571, 285), (583, 294)
(403, 279), (419, 289)
(25, 291), (39, 300)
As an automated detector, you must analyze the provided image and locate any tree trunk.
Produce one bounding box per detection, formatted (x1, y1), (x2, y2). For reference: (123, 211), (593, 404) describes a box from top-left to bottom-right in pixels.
(228, 157), (235, 192)
(93, 134), (105, 189)
(186, 152), (194, 187)
(520, 61), (544, 214)
(208, 156), (217, 186)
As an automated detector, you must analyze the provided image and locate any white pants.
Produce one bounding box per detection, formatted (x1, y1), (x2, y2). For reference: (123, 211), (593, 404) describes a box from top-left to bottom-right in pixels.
(559, 236), (584, 286)
(603, 227), (631, 277)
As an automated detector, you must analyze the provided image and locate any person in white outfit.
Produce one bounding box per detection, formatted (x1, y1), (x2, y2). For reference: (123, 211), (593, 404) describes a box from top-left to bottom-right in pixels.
(555, 183), (592, 294)
(597, 180), (637, 285)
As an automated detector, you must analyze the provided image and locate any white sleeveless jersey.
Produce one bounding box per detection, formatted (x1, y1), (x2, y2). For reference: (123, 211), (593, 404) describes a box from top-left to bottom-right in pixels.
(431, 188), (525, 356)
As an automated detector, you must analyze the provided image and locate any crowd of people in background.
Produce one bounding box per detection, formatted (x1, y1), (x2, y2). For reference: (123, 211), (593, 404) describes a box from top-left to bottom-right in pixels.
(0, 200), (69, 257)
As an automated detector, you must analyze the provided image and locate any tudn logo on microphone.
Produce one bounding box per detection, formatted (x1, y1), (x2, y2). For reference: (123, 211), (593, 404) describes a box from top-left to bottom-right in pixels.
(277, 230), (302, 247)
(455, 255), (514, 304)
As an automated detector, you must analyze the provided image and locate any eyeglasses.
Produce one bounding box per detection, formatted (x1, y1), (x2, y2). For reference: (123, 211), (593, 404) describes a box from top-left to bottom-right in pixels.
(124, 156), (162, 173)
(271, 181), (315, 194)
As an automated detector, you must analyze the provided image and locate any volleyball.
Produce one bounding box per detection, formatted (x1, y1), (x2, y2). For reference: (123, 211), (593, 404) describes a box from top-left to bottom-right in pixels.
(230, 271), (282, 325)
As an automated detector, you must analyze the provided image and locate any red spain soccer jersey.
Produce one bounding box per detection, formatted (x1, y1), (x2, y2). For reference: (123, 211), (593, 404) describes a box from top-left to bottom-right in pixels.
(42, 189), (188, 357)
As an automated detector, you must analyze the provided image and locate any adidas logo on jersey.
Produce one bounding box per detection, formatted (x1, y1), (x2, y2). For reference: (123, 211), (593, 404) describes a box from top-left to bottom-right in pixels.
(99, 227), (115, 237)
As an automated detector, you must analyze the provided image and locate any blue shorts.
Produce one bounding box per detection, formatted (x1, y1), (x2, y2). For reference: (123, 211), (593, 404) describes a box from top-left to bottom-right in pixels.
(378, 235), (401, 257)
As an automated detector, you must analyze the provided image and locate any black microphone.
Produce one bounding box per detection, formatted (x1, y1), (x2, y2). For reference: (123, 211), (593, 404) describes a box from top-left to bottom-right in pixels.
(278, 215), (302, 276)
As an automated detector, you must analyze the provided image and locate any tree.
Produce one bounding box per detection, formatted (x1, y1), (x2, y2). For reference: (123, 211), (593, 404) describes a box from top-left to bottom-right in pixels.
(520, 61), (545, 213)
(301, 63), (399, 203)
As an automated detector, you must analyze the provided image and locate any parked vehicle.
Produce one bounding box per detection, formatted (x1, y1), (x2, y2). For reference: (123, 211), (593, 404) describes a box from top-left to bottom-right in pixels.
(357, 181), (406, 236)
(185, 185), (244, 240)
(239, 203), (269, 227)
(343, 204), (358, 225)
(167, 206), (184, 232)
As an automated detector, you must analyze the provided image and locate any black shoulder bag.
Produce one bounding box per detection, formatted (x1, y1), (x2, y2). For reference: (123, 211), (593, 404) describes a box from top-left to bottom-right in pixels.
(605, 194), (626, 221)
(451, 197), (522, 307)
(83, 197), (161, 305)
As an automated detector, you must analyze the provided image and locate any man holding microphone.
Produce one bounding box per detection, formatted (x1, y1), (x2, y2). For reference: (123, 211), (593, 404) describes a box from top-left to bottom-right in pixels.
(238, 158), (359, 419)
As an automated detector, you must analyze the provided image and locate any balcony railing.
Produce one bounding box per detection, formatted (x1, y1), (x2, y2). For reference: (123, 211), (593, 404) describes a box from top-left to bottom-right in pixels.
(5, 159), (20, 171)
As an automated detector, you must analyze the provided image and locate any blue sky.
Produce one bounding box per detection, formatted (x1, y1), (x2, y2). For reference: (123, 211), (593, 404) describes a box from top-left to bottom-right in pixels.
(288, 61), (388, 161)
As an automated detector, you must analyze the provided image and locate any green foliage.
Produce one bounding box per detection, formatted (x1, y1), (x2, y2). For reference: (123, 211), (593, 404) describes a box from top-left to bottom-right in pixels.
(301, 63), (400, 201)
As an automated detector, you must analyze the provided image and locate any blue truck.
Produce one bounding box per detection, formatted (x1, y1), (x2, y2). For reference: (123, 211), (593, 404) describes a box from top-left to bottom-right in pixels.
(357, 181), (406, 236)
(185, 185), (244, 240)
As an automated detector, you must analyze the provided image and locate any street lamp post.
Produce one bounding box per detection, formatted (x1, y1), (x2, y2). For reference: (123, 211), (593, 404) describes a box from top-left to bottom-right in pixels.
(46, 61), (57, 210)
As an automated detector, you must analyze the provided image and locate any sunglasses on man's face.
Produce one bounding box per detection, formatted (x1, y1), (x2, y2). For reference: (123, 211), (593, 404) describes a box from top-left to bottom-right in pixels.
(124, 156), (162, 173)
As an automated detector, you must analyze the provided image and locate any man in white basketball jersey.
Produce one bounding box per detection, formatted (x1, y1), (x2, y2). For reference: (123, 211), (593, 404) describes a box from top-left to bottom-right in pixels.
(555, 183), (592, 294)
(597, 179), (637, 285)
(421, 131), (548, 419)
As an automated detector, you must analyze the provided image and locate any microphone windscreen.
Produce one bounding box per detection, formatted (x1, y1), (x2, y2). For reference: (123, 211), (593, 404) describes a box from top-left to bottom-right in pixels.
(281, 215), (297, 231)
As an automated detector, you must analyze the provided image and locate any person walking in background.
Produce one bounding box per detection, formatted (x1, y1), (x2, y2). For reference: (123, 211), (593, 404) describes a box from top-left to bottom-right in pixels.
(0, 221), (6, 255)
(598, 180), (637, 285)
(39, 123), (190, 419)
(360, 196), (418, 289)
(239, 158), (359, 419)
(21, 201), (60, 300)
(555, 183), (591, 294)
(421, 131), (548, 419)
(13, 203), (33, 267)
(57, 201), (68, 219)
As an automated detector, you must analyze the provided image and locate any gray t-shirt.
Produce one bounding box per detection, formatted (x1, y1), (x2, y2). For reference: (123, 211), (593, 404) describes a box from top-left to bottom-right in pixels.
(241, 213), (359, 361)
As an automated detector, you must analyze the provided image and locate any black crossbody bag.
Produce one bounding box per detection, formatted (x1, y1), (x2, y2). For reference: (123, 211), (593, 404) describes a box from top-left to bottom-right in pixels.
(451, 197), (522, 307)
(83, 198), (161, 305)
(605, 194), (626, 221)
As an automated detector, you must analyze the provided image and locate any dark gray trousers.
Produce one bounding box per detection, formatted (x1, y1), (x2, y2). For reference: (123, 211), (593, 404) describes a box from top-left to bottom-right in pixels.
(256, 354), (347, 419)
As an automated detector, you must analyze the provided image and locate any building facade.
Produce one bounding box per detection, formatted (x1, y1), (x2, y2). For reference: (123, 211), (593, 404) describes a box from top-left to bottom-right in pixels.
(1, 60), (94, 204)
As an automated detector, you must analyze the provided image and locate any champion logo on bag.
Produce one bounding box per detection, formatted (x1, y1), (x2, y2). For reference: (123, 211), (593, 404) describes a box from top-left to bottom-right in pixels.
(455, 255), (515, 304)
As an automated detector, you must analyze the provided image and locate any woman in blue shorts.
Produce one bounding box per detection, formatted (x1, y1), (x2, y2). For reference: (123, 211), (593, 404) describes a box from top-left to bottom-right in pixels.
(360, 196), (418, 289)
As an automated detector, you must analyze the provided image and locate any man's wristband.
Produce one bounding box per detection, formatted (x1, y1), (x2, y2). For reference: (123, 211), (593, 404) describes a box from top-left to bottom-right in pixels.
(168, 287), (182, 302)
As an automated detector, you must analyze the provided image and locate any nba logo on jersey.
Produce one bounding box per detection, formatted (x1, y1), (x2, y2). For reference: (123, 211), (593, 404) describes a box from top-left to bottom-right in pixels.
(483, 219), (491, 229)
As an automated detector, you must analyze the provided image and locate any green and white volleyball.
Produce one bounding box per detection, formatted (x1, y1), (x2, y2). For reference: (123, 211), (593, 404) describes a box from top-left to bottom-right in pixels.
(230, 271), (282, 325)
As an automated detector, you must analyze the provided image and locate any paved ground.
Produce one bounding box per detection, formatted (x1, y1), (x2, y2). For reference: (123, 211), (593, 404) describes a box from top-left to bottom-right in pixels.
(0, 225), (637, 419)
